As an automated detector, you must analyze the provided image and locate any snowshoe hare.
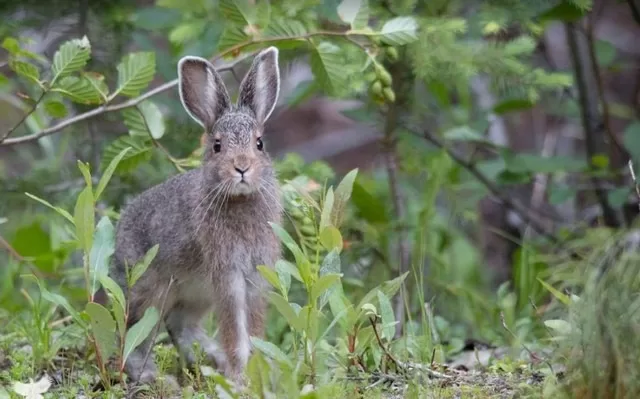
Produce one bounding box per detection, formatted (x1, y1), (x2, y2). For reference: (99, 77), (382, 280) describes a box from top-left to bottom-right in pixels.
(111, 47), (282, 385)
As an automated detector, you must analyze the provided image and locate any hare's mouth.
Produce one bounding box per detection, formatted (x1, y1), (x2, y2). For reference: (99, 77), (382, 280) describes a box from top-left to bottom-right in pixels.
(232, 180), (255, 195)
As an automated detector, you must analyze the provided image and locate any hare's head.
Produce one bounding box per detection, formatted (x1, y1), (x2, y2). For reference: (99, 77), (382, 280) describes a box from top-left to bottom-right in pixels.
(178, 47), (280, 196)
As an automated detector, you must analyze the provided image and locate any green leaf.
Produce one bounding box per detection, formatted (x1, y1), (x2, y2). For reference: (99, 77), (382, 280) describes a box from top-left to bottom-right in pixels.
(250, 337), (292, 367)
(332, 169), (358, 228)
(357, 272), (409, 311)
(31, 276), (86, 329)
(219, 0), (256, 25)
(43, 100), (67, 118)
(623, 121), (640, 164)
(9, 60), (40, 84)
(538, 278), (570, 306)
(267, 292), (303, 331)
(90, 217), (115, 297)
(112, 295), (127, 338)
(52, 76), (104, 104)
(25, 192), (74, 225)
(270, 222), (312, 287)
(443, 126), (491, 144)
(377, 290), (395, 340)
(608, 187), (630, 209)
(218, 27), (249, 52)
(549, 185), (575, 205)
(539, 1), (587, 23)
(595, 39), (616, 67)
(319, 187), (334, 230)
(351, 181), (387, 223)
(264, 18), (307, 37)
(257, 265), (282, 292)
(51, 36), (91, 84)
(95, 146), (131, 202)
(122, 306), (159, 365)
(99, 274), (126, 312)
(319, 226), (343, 253)
(544, 319), (572, 336)
(311, 273), (342, 304)
(129, 244), (159, 287)
(100, 136), (152, 174)
(337, 0), (369, 30)
(319, 250), (341, 309)
(310, 41), (345, 95)
(83, 72), (109, 101)
(2, 37), (19, 54)
(74, 186), (94, 254)
(275, 260), (293, 295)
(115, 52), (156, 97)
(502, 150), (585, 174)
(77, 161), (92, 191)
(86, 302), (117, 361)
(122, 101), (166, 139)
(379, 16), (418, 46)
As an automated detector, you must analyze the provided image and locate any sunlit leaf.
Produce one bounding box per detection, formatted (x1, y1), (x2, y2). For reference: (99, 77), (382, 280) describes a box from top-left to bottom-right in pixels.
(257, 265), (282, 292)
(379, 16), (418, 46)
(9, 60), (40, 84)
(52, 76), (104, 104)
(319, 226), (343, 253)
(337, 0), (369, 30)
(310, 273), (342, 304)
(310, 41), (345, 95)
(129, 245), (159, 287)
(51, 36), (91, 84)
(43, 100), (67, 118)
(100, 135), (152, 174)
(115, 52), (156, 97)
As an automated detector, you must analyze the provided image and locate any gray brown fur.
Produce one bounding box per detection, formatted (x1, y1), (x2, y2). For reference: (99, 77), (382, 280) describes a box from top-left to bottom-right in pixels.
(111, 47), (283, 385)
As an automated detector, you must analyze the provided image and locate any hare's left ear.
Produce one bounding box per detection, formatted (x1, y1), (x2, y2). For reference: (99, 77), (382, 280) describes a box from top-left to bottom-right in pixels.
(237, 46), (280, 124)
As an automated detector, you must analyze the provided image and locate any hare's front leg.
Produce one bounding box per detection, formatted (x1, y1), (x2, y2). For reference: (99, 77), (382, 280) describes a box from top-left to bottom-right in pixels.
(215, 270), (251, 382)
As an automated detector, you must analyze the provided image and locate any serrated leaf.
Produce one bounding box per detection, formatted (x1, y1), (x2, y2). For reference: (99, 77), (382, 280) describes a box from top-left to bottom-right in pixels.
(25, 192), (74, 225)
(100, 136), (152, 174)
(267, 292), (303, 331)
(52, 76), (104, 104)
(250, 337), (292, 367)
(115, 52), (156, 97)
(310, 41), (345, 95)
(337, 0), (370, 30)
(129, 245), (159, 287)
(86, 302), (117, 362)
(219, 0), (255, 25)
(264, 18), (307, 37)
(122, 101), (165, 139)
(74, 186), (94, 254)
(218, 27), (249, 52)
(122, 306), (159, 365)
(379, 16), (418, 46)
(95, 146), (131, 202)
(9, 60), (40, 84)
(43, 100), (67, 118)
(89, 217), (115, 297)
(377, 290), (395, 340)
(84, 72), (109, 101)
(51, 36), (91, 84)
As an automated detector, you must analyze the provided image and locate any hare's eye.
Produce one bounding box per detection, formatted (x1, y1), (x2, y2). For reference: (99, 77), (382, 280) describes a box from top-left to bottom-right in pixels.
(256, 137), (264, 151)
(213, 139), (221, 153)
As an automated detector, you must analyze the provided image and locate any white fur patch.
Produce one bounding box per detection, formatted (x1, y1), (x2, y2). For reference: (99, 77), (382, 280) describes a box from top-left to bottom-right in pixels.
(232, 272), (251, 367)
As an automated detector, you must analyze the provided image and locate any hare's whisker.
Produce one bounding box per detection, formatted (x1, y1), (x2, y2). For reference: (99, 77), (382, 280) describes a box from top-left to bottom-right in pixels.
(195, 181), (228, 235)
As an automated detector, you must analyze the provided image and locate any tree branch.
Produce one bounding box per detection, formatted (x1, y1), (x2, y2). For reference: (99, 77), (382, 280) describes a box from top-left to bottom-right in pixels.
(0, 30), (367, 147)
(566, 22), (620, 228)
(0, 90), (47, 142)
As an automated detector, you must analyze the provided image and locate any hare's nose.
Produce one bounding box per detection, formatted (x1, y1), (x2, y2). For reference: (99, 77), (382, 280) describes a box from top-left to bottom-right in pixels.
(235, 166), (250, 176)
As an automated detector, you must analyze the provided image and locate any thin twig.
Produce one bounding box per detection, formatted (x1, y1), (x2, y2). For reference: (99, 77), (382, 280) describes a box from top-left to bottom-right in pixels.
(369, 316), (401, 372)
(500, 311), (555, 375)
(140, 275), (175, 374)
(0, 30), (361, 147)
(0, 90), (46, 142)
(133, 105), (184, 172)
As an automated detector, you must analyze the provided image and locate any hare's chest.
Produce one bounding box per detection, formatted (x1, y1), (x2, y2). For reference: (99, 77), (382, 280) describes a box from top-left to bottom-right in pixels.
(211, 223), (278, 271)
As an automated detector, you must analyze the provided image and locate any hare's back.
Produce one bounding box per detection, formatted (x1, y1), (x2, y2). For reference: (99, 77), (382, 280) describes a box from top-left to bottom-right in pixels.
(113, 169), (203, 281)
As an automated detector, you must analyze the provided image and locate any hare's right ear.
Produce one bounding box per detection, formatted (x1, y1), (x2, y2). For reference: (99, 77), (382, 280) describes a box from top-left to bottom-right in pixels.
(178, 56), (231, 129)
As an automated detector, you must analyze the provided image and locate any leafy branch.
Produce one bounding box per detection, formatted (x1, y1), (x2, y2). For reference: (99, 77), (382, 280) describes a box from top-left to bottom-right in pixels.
(1, 19), (417, 147)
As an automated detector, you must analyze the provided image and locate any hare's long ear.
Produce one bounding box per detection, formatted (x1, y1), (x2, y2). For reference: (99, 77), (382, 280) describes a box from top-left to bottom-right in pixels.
(178, 56), (231, 129)
(237, 46), (280, 124)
